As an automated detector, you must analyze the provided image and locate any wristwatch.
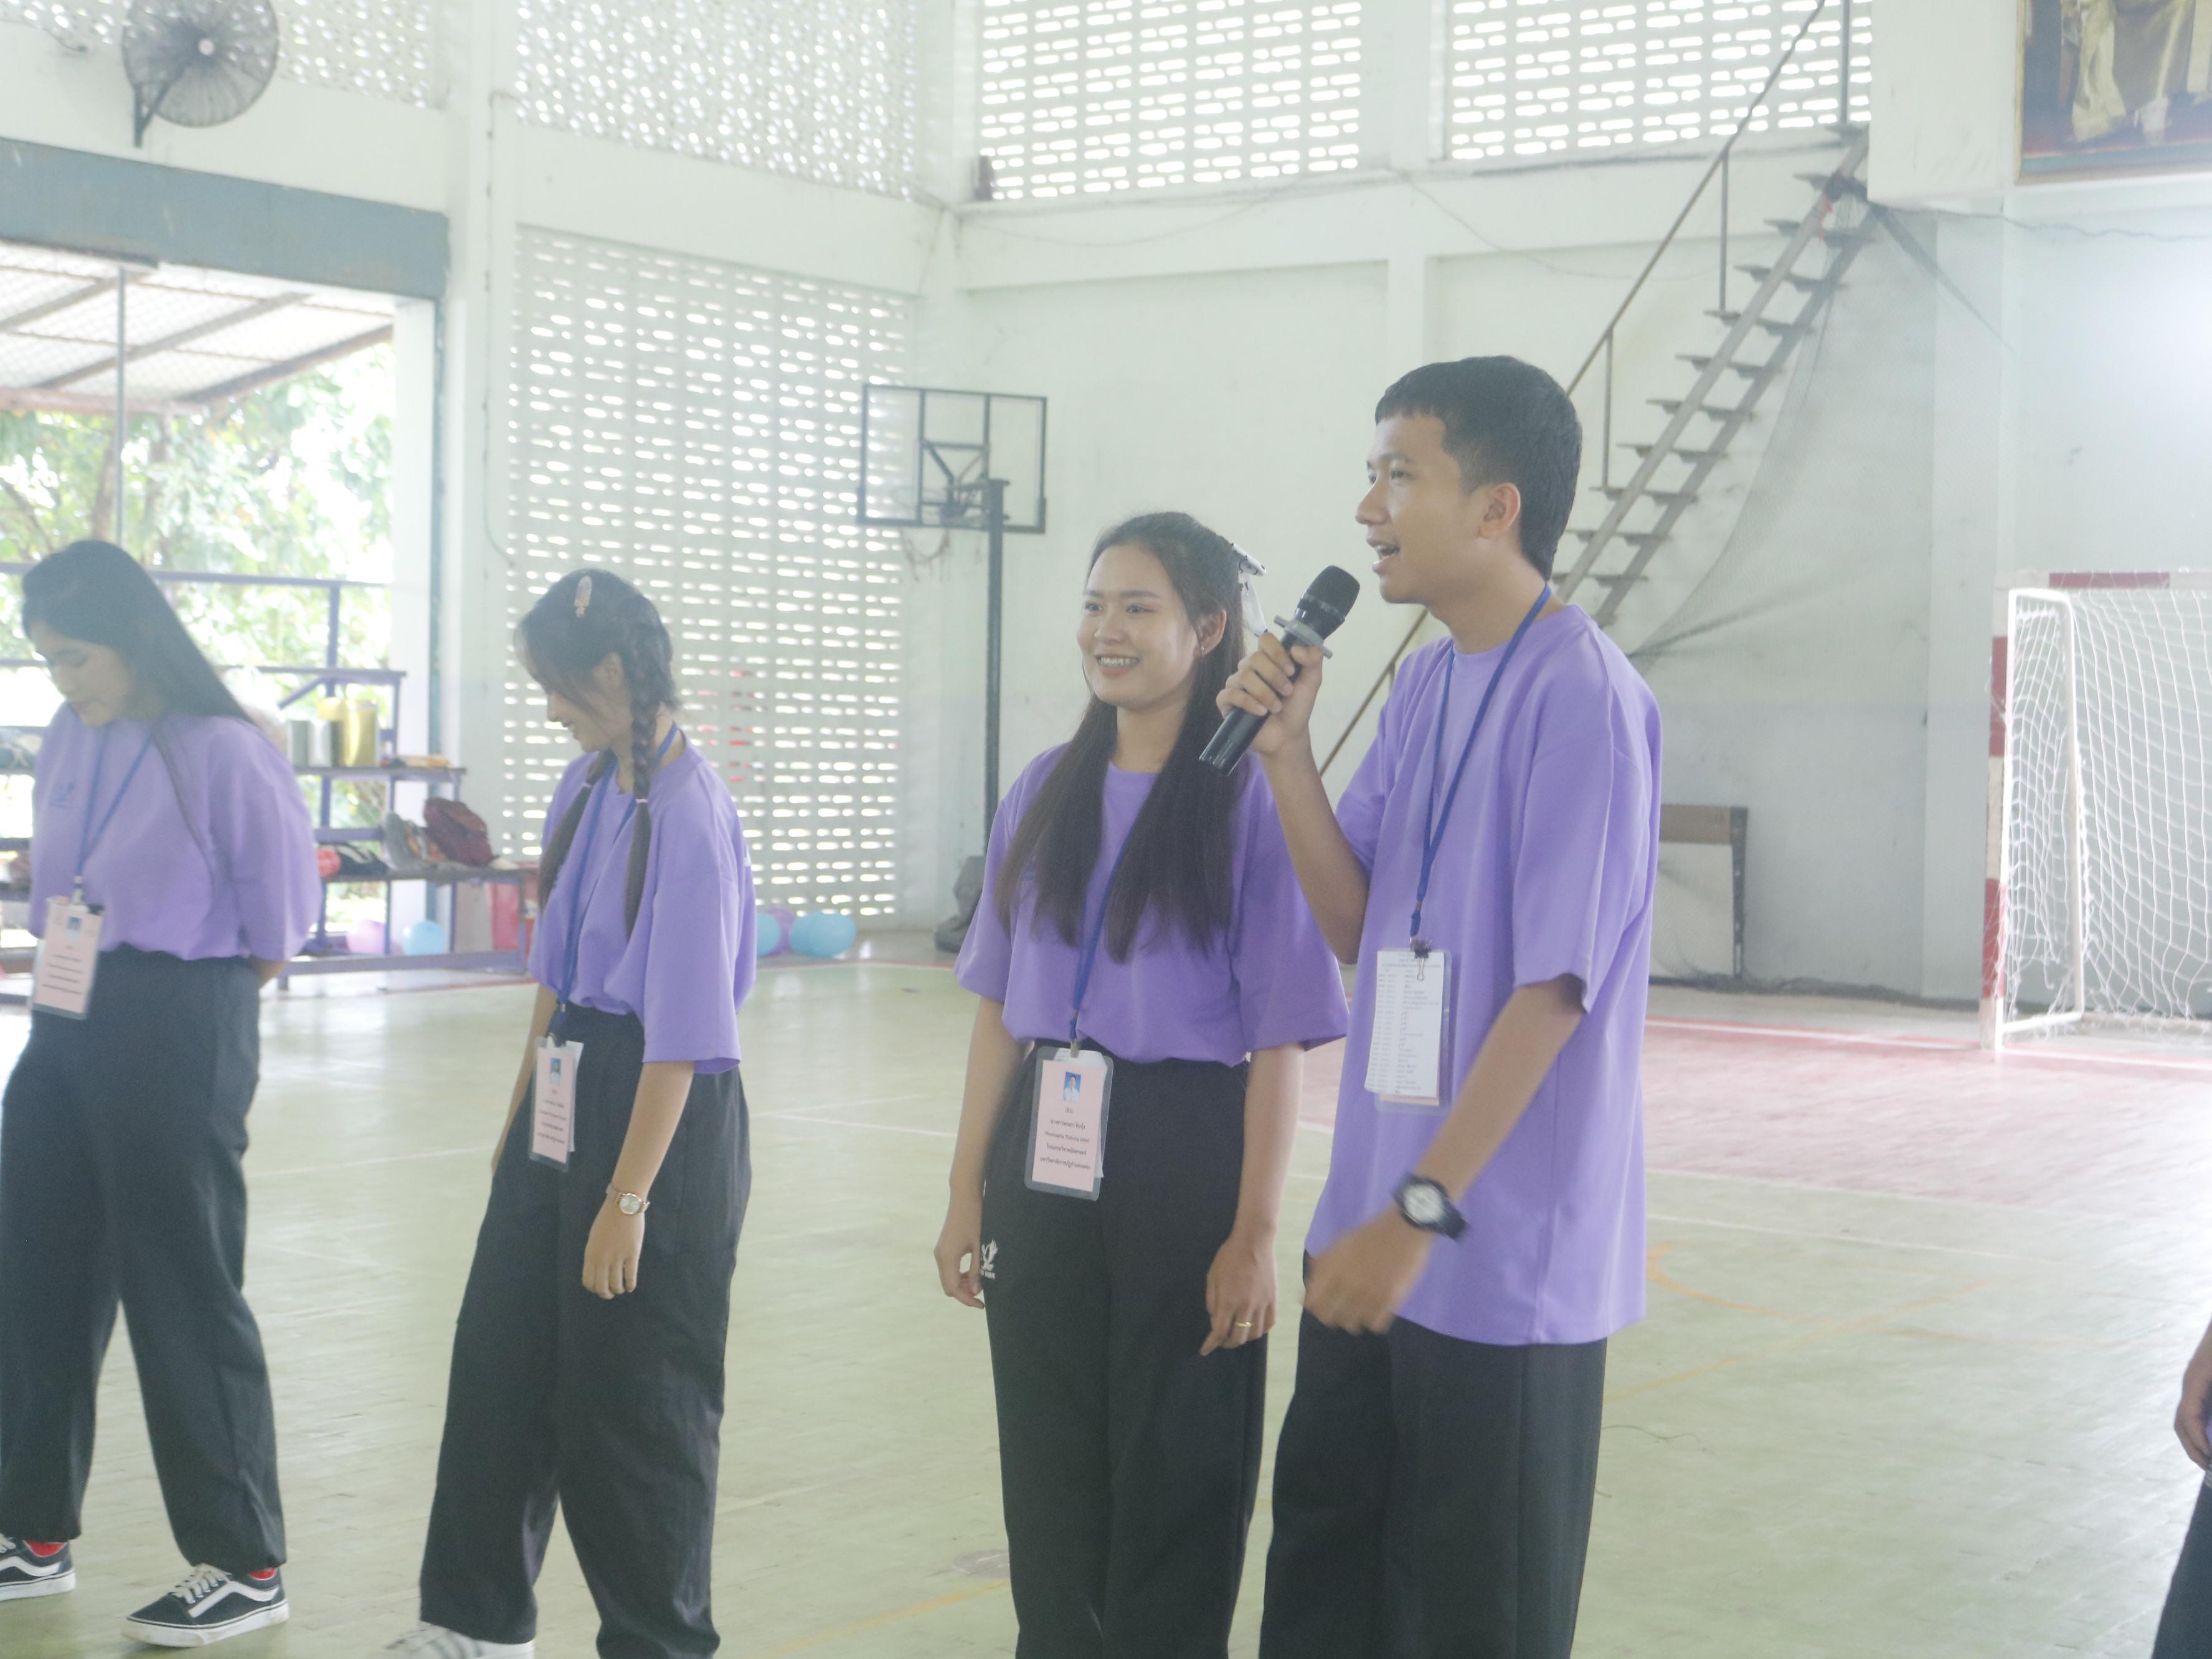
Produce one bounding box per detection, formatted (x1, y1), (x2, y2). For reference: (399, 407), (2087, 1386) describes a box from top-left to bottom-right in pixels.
(1392, 1175), (1467, 1241)
(609, 1188), (651, 1217)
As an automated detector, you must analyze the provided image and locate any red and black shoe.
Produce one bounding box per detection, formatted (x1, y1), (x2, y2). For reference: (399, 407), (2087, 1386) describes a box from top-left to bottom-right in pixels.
(0, 1534), (75, 1602)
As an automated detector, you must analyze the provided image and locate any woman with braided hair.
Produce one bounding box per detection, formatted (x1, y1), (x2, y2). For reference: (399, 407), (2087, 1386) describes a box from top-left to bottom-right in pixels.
(389, 569), (757, 1659)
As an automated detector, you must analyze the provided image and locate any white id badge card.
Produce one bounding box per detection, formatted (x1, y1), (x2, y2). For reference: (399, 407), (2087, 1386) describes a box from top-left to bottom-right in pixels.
(31, 897), (103, 1019)
(1364, 947), (1453, 1110)
(531, 1039), (582, 1169)
(1027, 1047), (1113, 1200)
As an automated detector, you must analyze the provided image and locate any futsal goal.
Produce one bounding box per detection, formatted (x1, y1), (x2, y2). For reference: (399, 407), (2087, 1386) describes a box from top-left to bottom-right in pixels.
(1982, 572), (2212, 1049)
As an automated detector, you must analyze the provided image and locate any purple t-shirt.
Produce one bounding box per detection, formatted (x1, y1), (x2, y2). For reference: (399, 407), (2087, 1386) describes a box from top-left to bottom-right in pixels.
(527, 740), (757, 1074)
(958, 749), (1348, 1064)
(1308, 607), (1661, 1346)
(31, 708), (318, 963)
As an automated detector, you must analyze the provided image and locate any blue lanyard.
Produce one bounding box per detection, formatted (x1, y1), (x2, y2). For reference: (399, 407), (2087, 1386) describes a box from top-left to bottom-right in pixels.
(75, 722), (158, 896)
(1409, 586), (1551, 945)
(553, 727), (679, 1016)
(1066, 827), (1138, 1048)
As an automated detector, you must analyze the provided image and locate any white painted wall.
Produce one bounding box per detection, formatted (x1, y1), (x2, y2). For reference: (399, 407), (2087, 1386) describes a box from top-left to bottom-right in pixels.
(2005, 210), (2212, 566)
(3, 1), (942, 869)
(1641, 235), (1938, 991)
(0, 21), (448, 210)
(6, 0), (2212, 994)
(924, 207), (1951, 991)
(915, 259), (1389, 884)
(1866, 0), (2015, 204)
(1914, 199), (2212, 1000)
(912, 11), (2212, 1001)
(929, 140), (1852, 790)
(1866, 4), (2212, 998)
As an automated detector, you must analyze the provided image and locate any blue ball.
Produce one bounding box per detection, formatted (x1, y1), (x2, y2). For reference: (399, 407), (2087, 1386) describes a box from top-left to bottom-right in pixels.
(790, 911), (856, 958)
(756, 914), (784, 958)
(400, 918), (447, 956)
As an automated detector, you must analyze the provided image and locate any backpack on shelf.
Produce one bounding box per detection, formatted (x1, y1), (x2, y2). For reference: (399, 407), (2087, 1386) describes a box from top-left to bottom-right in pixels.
(424, 797), (494, 867)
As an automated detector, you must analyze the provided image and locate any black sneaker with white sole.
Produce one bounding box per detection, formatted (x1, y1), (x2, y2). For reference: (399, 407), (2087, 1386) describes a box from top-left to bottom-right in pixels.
(0, 1534), (75, 1601)
(123, 1564), (288, 1647)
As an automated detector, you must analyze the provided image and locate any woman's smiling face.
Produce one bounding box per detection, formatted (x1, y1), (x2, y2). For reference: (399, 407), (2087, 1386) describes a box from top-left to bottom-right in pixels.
(1078, 542), (1225, 716)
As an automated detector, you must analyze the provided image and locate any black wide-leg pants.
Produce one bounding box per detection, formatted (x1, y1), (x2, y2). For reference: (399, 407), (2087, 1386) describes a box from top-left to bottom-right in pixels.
(0, 947), (283, 1572)
(2155, 1480), (2212, 1656)
(420, 1006), (749, 1659)
(981, 1049), (1265, 1659)
(1260, 1311), (1607, 1659)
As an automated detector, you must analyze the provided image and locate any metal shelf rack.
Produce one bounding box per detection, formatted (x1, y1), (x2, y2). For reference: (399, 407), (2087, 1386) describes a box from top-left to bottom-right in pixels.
(0, 565), (527, 986)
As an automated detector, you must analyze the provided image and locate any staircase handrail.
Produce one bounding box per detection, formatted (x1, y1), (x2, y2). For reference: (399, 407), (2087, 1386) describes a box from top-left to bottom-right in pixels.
(1317, 0), (1855, 778)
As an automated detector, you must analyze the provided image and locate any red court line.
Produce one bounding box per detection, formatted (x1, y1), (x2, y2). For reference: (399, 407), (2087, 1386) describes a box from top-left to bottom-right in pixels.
(1651, 1016), (1971, 1053)
(1649, 1015), (2212, 1075)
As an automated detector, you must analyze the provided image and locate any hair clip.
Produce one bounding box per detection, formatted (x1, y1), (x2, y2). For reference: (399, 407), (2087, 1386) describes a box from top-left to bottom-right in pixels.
(1229, 545), (1267, 637)
(574, 574), (593, 618)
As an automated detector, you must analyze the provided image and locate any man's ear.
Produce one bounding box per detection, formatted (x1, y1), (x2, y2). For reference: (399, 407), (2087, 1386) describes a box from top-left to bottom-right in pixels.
(1476, 480), (1523, 544)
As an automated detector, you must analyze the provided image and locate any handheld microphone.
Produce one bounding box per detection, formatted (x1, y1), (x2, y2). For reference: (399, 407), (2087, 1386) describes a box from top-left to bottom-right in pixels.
(1201, 565), (1361, 772)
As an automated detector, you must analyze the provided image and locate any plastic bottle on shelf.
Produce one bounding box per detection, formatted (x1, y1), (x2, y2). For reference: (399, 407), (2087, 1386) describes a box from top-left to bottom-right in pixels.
(340, 697), (380, 767)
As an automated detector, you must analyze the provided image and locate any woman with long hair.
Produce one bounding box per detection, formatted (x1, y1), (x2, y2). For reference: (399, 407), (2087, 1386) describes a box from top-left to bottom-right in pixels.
(388, 568), (755, 1659)
(933, 513), (1348, 1655)
(0, 541), (318, 1646)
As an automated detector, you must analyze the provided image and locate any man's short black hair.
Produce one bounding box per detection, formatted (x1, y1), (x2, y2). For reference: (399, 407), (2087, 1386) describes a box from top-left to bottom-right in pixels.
(1374, 357), (1583, 579)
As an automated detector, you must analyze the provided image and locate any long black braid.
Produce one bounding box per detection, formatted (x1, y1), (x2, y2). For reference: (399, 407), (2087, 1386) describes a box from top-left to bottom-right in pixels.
(519, 569), (679, 934)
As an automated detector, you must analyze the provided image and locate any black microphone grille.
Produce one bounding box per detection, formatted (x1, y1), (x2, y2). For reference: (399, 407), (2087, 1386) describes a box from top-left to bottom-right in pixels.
(1298, 565), (1362, 637)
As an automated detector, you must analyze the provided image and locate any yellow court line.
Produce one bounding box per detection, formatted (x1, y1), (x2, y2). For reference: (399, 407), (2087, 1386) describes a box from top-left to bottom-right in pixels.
(1644, 1240), (1827, 1323)
(1877, 1323), (2151, 1350)
(757, 1580), (1011, 1656)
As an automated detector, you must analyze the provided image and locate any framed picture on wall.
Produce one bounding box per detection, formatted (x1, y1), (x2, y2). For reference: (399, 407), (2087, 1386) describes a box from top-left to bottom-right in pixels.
(2020, 0), (2212, 177)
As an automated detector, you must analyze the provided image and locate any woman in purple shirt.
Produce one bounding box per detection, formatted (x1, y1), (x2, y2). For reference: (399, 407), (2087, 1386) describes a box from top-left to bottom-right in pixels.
(935, 514), (1348, 1657)
(0, 542), (317, 1647)
(390, 570), (755, 1659)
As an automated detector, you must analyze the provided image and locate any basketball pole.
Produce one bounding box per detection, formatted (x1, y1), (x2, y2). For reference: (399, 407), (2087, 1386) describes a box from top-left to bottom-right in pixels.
(983, 475), (1007, 833)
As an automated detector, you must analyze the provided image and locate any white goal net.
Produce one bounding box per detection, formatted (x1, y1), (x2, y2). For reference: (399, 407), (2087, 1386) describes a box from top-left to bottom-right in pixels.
(1984, 574), (2212, 1046)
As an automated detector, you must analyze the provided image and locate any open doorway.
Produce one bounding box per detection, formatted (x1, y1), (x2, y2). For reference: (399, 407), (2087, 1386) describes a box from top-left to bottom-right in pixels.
(0, 239), (502, 980)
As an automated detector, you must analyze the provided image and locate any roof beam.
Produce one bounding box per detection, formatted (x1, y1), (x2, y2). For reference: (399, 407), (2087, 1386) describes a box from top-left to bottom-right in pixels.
(35, 289), (310, 390)
(0, 270), (145, 336)
(0, 385), (197, 418)
(187, 323), (394, 405)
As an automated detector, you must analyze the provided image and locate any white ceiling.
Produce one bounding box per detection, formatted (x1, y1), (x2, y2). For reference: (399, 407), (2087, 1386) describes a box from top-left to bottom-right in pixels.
(0, 240), (395, 415)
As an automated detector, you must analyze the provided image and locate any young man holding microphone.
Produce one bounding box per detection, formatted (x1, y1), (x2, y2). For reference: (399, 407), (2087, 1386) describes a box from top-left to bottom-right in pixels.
(1220, 357), (1662, 1658)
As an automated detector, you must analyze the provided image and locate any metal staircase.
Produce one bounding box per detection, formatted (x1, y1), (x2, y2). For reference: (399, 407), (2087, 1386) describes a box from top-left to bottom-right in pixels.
(1314, 0), (1873, 778)
(1554, 128), (1872, 629)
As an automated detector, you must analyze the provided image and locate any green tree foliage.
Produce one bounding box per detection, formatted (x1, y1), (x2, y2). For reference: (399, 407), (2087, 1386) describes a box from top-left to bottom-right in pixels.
(0, 347), (397, 849)
(0, 345), (394, 674)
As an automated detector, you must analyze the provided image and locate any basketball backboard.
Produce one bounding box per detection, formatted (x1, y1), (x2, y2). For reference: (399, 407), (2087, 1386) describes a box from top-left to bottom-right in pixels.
(859, 384), (1047, 534)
